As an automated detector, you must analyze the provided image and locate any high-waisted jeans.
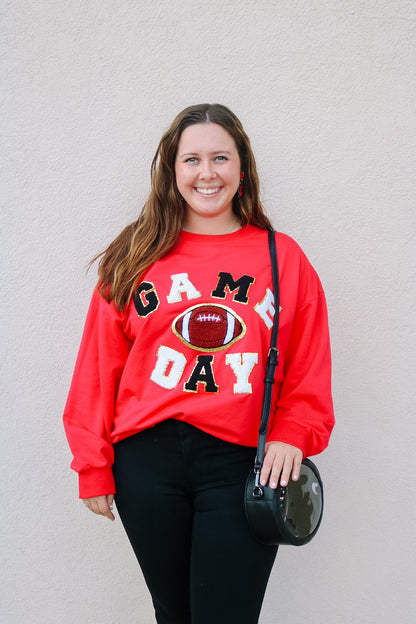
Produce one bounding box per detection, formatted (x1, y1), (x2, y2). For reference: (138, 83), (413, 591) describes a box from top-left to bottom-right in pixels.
(113, 419), (278, 624)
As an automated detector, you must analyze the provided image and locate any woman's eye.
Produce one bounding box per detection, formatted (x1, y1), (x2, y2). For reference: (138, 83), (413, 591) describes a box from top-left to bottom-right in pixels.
(185, 157), (198, 164)
(216, 155), (227, 161)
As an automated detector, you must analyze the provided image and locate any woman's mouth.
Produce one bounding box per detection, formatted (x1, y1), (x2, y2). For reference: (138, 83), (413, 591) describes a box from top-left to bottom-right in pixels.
(195, 187), (221, 196)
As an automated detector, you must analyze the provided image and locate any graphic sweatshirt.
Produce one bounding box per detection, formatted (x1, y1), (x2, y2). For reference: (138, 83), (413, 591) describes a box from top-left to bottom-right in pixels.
(63, 226), (335, 498)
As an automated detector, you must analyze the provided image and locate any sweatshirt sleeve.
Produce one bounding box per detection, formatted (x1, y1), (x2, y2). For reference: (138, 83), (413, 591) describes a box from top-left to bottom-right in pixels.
(267, 265), (335, 458)
(63, 290), (131, 498)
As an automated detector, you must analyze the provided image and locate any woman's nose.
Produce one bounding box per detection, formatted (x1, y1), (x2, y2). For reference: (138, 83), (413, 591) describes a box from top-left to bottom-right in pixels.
(199, 162), (216, 179)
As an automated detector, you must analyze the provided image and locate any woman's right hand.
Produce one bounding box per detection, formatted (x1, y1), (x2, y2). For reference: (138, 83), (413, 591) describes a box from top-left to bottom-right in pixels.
(82, 494), (115, 521)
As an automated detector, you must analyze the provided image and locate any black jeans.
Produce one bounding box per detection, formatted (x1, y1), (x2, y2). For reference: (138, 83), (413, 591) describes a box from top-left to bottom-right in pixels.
(113, 419), (278, 624)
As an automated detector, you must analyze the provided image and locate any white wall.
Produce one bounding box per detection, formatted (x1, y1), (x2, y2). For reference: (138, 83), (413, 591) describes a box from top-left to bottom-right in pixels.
(2, 1), (415, 622)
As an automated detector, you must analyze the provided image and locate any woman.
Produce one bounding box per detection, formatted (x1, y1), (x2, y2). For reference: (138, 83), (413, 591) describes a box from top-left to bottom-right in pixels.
(63, 103), (334, 623)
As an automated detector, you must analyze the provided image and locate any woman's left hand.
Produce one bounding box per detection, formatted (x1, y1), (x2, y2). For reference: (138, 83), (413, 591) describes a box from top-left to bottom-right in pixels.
(260, 441), (303, 489)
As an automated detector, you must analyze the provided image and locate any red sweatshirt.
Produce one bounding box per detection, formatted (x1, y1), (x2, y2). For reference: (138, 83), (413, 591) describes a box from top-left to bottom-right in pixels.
(63, 226), (334, 498)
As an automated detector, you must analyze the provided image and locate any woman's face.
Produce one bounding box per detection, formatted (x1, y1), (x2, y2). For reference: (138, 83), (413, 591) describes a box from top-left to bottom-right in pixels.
(174, 123), (241, 233)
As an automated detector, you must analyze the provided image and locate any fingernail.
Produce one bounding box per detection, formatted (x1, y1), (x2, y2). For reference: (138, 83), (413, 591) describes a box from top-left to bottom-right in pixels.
(281, 479), (287, 486)
(261, 479), (266, 486)
(270, 481), (277, 488)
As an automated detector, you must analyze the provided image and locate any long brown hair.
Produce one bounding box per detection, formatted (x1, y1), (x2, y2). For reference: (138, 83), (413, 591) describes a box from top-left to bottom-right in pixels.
(94, 103), (272, 310)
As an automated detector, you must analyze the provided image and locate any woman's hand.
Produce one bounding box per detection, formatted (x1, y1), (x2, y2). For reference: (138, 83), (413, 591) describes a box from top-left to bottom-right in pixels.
(82, 494), (115, 521)
(260, 441), (303, 489)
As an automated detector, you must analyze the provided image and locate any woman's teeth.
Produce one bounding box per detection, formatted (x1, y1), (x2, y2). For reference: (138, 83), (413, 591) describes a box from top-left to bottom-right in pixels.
(196, 187), (220, 195)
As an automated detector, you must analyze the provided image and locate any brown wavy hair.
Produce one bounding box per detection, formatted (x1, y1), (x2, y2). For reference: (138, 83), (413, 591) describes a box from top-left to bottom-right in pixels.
(93, 103), (273, 310)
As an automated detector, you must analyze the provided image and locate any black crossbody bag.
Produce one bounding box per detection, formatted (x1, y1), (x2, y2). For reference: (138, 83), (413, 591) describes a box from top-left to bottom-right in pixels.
(244, 230), (324, 546)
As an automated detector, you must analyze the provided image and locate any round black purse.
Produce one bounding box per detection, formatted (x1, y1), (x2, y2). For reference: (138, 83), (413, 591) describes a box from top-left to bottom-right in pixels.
(245, 457), (324, 546)
(244, 231), (324, 546)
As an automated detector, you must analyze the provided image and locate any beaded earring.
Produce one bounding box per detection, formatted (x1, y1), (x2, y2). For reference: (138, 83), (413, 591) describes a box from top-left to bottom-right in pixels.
(239, 172), (244, 198)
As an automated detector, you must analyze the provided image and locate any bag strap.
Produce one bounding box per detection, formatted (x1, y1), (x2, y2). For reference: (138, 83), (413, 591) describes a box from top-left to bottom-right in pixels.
(253, 230), (280, 475)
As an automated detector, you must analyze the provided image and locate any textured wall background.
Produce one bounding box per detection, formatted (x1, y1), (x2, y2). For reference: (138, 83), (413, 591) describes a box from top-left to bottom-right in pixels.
(2, 1), (415, 622)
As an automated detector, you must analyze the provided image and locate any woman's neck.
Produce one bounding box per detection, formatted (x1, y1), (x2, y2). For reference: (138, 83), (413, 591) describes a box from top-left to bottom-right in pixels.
(182, 214), (241, 236)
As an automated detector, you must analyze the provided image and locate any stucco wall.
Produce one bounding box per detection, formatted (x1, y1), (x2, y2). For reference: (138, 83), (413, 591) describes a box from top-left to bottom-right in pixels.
(2, 1), (415, 622)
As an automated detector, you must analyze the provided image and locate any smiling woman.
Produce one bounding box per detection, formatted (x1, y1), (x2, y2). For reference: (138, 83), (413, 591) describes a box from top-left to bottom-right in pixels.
(175, 123), (242, 234)
(63, 103), (334, 624)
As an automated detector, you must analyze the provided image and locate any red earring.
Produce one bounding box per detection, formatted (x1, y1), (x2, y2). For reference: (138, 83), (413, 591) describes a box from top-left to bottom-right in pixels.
(239, 172), (244, 197)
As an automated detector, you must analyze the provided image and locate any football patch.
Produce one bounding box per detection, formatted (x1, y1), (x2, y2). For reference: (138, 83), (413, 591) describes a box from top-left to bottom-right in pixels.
(173, 304), (245, 351)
